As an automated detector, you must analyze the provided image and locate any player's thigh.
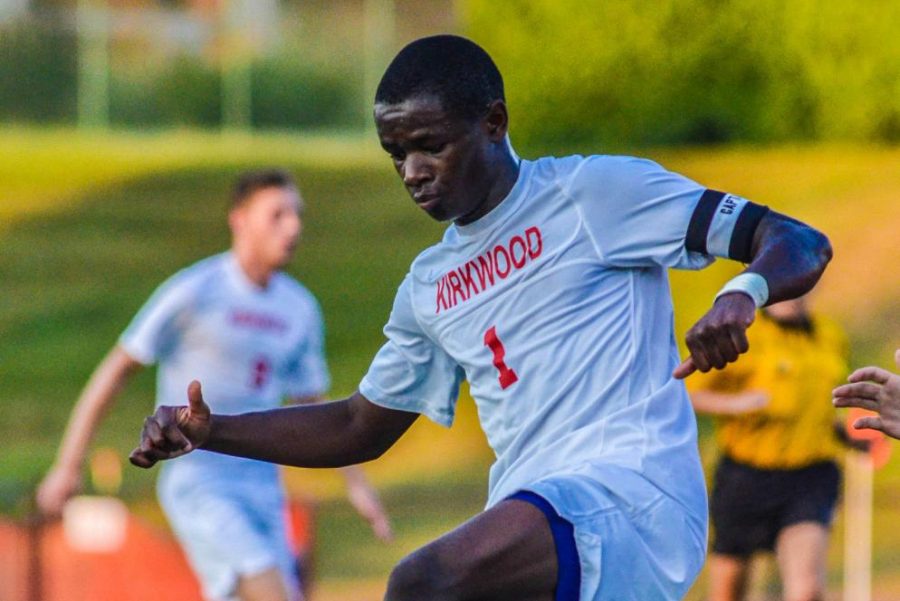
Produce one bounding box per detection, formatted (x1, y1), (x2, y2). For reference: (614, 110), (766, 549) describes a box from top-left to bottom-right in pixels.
(775, 521), (829, 601)
(160, 482), (296, 600)
(237, 567), (292, 601)
(385, 497), (557, 601)
(775, 461), (838, 600)
(706, 553), (751, 601)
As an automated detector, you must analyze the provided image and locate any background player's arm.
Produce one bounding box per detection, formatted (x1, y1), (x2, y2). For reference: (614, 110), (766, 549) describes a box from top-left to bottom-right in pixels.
(689, 390), (769, 415)
(676, 211), (832, 378)
(340, 464), (394, 541)
(131, 383), (418, 470)
(287, 394), (394, 541)
(38, 345), (143, 514)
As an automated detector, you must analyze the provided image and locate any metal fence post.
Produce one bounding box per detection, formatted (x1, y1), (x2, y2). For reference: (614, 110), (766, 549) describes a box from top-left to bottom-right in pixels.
(363, 0), (395, 133)
(76, 0), (109, 129)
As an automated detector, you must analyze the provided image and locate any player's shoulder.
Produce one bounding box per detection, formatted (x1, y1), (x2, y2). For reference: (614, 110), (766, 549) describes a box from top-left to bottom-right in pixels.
(557, 153), (675, 192)
(272, 272), (322, 313)
(128, 253), (227, 321)
(545, 152), (657, 172)
(153, 253), (227, 297)
(182, 252), (229, 277)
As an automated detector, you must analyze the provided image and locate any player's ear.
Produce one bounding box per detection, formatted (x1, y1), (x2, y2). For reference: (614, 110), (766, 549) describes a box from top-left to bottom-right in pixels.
(483, 99), (509, 141)
(228, 206), (244, 236)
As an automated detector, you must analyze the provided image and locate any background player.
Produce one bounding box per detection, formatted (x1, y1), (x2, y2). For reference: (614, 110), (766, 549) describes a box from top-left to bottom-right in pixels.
(37, 169), (392, 601)
(834, 349), (900, 440)
(689, 295), (865, 601)
(130, 36), (833, 600)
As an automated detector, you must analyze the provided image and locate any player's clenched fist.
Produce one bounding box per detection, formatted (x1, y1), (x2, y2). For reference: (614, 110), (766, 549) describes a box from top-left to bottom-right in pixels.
(674, 292), (756, 379)
(130, 380), (211, 468)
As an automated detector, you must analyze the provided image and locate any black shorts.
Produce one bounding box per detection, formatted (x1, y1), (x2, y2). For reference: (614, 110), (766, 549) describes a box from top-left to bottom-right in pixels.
(710, 456), (840, 557)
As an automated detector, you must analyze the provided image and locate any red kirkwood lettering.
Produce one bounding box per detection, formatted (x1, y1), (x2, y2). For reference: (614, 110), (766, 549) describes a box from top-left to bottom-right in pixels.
(435, 276), (449, 313)
(526, 226), (542, 259)
(458, 264), (479, 299)
(510, 236), (527, 268)
(494, 245), (511, 279)
(447, 271), (465, 306)
(230, 311), (288, 333)
(475, 255), (494, 289)
(435, 226), (544, 313)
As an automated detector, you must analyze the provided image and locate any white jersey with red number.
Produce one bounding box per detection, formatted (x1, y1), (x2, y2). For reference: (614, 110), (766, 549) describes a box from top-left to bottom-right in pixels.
(361, 154), (761, 520)
(120, 251), (329, 482)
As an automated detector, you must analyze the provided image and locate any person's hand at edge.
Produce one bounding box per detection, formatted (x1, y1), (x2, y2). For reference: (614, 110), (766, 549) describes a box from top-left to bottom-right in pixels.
(833, 349), (900, 440)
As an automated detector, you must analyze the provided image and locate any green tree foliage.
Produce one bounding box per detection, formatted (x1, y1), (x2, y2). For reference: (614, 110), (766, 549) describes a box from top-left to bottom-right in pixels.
(0, 25), (77, 123)
(462, 0), (900, 150)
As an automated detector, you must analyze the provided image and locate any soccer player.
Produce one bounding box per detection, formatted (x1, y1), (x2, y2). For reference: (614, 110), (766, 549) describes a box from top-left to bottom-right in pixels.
(834, 349), (900, 440)
(130, 36), (832, 600)
(37, 169), (392, 601)
(689, 296), (860, 601)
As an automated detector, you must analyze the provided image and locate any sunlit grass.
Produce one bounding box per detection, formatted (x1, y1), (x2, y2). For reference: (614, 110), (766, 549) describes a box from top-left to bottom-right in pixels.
(0, 127), (381, 225)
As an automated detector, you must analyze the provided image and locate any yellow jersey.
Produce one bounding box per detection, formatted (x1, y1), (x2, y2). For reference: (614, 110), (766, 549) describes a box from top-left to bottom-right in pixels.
(688, 311), (849, 469)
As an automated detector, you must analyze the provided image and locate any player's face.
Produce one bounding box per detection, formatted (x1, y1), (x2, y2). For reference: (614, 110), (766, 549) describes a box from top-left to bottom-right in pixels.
(231, 185), (302, 269)
(374, 94), (506, 224)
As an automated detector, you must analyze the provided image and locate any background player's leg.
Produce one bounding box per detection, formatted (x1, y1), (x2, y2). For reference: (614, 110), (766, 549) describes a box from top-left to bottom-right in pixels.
(236, 567), (293, 601)
(707, 553), (751, 601)
(775, 522), (829, 601)
(384, 498), (558, 601)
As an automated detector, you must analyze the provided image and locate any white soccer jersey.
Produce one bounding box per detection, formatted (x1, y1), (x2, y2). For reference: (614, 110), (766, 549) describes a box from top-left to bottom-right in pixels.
(120, 251), (330, 482)
(360, 155), (766, 520)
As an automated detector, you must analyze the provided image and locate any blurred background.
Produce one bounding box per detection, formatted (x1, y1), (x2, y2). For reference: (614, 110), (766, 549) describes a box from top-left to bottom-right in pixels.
(1, 1), (898, 599)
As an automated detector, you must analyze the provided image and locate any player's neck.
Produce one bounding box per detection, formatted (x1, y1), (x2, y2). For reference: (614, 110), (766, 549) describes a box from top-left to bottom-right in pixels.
(456, 151), (521, 226)
(490, 151), (521, 205)
(232, 249), (276, 289)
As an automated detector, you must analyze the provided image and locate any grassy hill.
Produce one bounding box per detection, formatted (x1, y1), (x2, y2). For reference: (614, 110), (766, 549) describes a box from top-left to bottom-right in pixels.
(1, 129), (898, 599)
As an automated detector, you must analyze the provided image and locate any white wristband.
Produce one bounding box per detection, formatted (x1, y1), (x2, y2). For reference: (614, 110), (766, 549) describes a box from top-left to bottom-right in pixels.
(715, 273), (769, 308)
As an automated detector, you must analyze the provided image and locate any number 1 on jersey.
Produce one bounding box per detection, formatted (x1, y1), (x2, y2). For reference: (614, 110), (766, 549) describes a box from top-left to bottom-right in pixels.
(484, 326), (518, 389)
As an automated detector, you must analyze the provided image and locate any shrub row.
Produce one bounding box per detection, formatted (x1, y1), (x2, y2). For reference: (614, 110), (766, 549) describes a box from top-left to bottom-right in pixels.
(463, 0), (900, 150)
(0, 24), (361, 130)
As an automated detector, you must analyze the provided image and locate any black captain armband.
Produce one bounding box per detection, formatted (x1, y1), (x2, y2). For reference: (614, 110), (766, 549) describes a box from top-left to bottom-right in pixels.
(685, 190), (770, 263)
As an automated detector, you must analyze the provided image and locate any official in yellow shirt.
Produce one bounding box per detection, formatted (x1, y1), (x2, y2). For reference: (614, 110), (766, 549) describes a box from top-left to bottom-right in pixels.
(688, 296), (857, 601)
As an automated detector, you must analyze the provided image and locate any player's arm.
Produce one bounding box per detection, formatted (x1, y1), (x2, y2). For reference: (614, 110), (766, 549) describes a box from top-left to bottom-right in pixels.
(286, 393), (394, 541)
(38, 345), (143, 514)
(130, 382), (419, 469)
(689, 389), (769, 415)
(674, 209), (832, 378)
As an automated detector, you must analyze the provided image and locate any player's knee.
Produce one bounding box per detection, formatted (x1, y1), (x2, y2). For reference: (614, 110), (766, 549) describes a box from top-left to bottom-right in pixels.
(784, 593), (823, 601)
(236, 567), (292, 601)
(783, 579), (824, 601)
(384, 547), (461, 601)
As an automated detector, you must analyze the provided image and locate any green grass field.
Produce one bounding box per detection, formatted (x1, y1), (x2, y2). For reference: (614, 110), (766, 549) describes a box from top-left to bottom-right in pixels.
(1, 129), (898, 599)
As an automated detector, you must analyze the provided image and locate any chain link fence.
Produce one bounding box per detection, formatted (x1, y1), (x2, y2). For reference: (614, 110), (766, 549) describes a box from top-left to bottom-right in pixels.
(0, 0), (455, 132)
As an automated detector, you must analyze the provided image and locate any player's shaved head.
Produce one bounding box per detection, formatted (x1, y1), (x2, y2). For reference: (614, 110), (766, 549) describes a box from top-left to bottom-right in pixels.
(375, 35), (505, 121)
(231, 169), (298, 209)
